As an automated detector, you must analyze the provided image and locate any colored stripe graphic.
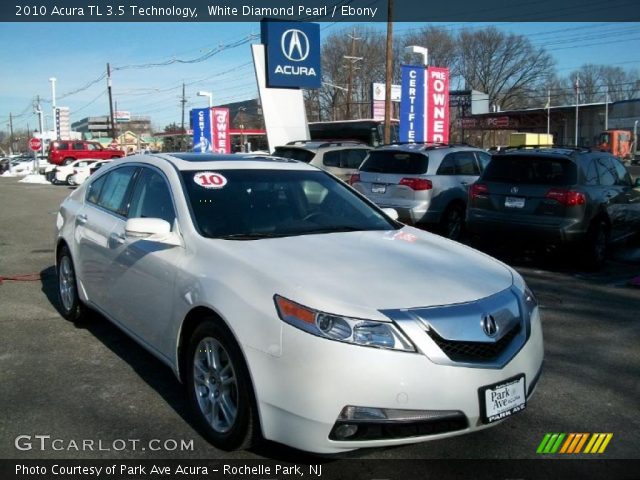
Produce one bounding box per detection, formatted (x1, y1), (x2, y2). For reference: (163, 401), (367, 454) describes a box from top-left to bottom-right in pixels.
(538, 433), (613, 454)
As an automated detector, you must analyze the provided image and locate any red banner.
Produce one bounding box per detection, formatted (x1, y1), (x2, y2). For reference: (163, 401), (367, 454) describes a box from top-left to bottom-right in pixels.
(211, 107), (230, 154)
(426, 67), (450, 143)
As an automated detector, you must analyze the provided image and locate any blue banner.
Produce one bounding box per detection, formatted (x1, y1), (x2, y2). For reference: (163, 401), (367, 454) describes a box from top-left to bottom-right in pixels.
(191, 108), (212, 153)
(399, 65), (426, 143)
(261, 20), (321, 89)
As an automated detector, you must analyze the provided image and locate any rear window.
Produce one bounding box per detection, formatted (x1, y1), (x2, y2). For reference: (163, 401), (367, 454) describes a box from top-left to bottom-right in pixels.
(482, 155), (577, 185)
(273, 147), (315, 163)
(360, 151), (428, 175)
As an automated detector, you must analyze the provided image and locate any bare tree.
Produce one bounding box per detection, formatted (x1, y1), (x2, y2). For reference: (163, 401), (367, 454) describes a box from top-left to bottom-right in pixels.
(400, 26), (459, 76)
(457, 27), (555, 110)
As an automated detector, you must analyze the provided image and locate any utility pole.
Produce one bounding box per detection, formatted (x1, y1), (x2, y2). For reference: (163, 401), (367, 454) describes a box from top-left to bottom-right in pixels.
(180, 82), (187, 151)
(107, 63), (116, 141)
(34, 96), (44, 173)
(383, 0), (394, 144)
(574, 73), (580, 146)
(546, 89), (551, 136)
(344, 28), (361, 120)
(49, 77), (57, 139)
(604, 85), (609, 131)
(8, 112), (14, 155)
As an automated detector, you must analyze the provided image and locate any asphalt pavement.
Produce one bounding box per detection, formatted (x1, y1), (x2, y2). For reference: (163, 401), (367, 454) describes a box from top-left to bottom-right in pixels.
(0, 176), (638, 462)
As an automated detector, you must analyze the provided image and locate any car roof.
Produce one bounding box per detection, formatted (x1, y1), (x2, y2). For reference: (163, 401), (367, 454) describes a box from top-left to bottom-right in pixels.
(494, 147), (589, 160)
(372, 143), (482, 155)
(112, 152), (319, 172)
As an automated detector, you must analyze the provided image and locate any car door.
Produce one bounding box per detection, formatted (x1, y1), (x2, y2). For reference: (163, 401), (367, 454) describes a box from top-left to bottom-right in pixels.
(596, 156), (628, 241)
(104, 166), (181, 356)
(75, 166), (139, 308)
(611, 157), (640, 236)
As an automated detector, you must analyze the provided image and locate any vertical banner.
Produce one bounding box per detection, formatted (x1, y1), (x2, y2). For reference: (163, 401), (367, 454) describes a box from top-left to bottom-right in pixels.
(427, 67), (450, 143)
(212, 107), (230, 154)
(399, 65), (426, 143)
(191, 108), (213, 153)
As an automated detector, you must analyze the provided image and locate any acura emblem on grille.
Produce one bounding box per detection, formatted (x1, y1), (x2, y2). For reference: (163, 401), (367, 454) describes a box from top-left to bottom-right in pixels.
(482, 314), (499, 337)
(511, 186), (519, 194)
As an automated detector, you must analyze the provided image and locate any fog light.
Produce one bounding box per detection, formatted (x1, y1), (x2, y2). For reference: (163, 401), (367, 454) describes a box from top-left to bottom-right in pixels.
(333, 423), (359, 439)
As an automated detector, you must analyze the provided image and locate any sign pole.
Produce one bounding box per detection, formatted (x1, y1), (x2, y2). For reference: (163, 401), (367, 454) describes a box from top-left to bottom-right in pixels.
(383, 0), (394, 144)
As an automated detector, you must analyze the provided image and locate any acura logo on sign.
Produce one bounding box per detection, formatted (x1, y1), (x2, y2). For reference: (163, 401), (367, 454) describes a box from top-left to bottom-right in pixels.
(281, 29), (310, 62)
(482, 314), (499, 337)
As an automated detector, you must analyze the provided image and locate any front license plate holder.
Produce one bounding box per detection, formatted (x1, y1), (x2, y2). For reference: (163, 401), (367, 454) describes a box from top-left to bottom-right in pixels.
(479, 374), (526, 424)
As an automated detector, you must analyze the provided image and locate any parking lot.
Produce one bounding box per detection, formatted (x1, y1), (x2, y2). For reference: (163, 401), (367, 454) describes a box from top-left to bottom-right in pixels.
(0, 175), (639, 461)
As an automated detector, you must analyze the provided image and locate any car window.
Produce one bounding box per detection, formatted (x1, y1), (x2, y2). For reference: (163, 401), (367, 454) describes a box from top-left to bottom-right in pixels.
(273, 147), (315, 163)
(611, 158), (632, 186)
(437, 154), (456, 175)
(342, 149), (369, 169)
(128, 168), (176, 226)
(95, 166), (138, 215)
(482, 155), (577, 185)
(72, 142), (85, 151)
(182, 169), (396, 238)
(476, 152), (492, 171)
(57, 142), (69, 150)
(454, 151), (480, 175)
(87, 143), (100, 151)
(86, 174), (108, 205)
(360, 151), (428, 174)
(322, 151), (340, 168)
(583, 158), (600, 186)
(596, 157), (616, 187)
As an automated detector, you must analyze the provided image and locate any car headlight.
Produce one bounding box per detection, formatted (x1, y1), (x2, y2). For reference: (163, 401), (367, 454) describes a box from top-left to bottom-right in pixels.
(274, 295), (415, 352)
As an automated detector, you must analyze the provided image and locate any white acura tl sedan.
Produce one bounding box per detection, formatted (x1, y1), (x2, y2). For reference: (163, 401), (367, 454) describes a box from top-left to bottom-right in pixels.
(55, 153), (543, 454)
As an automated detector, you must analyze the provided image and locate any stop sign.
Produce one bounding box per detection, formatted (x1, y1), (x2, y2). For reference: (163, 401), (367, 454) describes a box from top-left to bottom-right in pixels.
(29, 137), (42, 151)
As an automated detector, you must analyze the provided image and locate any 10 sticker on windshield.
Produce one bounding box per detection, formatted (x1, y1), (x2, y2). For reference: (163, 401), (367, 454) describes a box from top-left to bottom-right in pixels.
(194, 172), (228, 189)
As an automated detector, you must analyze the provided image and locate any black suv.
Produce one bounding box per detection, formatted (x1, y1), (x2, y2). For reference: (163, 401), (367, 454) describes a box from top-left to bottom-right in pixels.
(466, 147), (640, 268)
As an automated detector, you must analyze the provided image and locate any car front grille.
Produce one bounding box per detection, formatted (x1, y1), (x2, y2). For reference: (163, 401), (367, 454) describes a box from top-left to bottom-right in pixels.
(426, 323), (521, 363)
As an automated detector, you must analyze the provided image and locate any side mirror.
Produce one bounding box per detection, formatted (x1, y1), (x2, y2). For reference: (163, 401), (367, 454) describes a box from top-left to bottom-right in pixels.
(125, 218), (181, 246)
(381, 208), (399, 221)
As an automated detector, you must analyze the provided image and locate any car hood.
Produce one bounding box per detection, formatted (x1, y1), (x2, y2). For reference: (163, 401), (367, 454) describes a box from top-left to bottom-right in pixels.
(212, 226), (514, 321)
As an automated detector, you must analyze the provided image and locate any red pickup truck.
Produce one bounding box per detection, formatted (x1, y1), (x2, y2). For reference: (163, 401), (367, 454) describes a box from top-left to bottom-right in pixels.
(48, 140), (125, 165)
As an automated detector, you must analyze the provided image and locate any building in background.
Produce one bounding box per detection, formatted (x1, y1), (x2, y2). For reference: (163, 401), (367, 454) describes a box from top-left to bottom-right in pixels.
(71, 115), (152, 140)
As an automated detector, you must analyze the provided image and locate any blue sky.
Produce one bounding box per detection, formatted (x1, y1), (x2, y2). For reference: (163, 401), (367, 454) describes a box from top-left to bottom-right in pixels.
(1, 22), (639, 132)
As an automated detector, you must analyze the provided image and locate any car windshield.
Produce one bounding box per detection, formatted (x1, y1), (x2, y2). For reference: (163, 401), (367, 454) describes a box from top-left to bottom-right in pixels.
(360, 150), (429, 174)
(182, 169), (398, 239)
(272, 147), (315, 163)
(482, 155), (577, 185)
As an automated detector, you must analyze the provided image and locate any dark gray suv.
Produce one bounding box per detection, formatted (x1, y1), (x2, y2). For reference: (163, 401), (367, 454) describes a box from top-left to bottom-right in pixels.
(466, 147), (640, 268)
(351, 144), (491, 240)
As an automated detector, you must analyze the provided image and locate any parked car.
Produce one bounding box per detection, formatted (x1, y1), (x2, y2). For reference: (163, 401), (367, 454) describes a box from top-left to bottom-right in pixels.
(69, 160), (113, 185)
(273, 140), (371, 182)
(51, 159), (97, 185)
(350, 144), (492, 240)
(55, 152), (543, 454)
(466, 147), (640, 268)
(48, 140), (125, 166)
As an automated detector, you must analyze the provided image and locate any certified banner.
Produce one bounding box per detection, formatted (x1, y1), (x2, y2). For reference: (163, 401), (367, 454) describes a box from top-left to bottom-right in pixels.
(426, 67), (450, 143)
(191, 108), (213, 153)
(211, 107), (230, 154)
(399, 65), (426, 143)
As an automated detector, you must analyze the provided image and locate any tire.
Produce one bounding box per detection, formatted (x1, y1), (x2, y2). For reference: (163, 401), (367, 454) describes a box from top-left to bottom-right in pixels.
(66, 175), (75, 186)
(63, 157), (74, 166)
(440, 203), (465, 241)
(583, 220), (609, 270)
(57, 245), (85, 322)
(185, 320), (256, 451)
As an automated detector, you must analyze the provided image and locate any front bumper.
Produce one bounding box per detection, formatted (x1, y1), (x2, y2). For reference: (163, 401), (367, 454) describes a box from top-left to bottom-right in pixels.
(244, 306), (544, 453)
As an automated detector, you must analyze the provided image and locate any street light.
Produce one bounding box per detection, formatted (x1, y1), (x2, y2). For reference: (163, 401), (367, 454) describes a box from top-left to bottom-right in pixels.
(49, 77), (57, 138)
(197, 91), (213, 108)
(405, 45), (428, 66)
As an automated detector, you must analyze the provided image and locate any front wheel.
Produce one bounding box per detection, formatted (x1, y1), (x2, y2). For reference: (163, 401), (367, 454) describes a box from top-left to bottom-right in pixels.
(66, 175), (75, 186)
(186, 321), (256, 451)
(440, 203), (465, 241)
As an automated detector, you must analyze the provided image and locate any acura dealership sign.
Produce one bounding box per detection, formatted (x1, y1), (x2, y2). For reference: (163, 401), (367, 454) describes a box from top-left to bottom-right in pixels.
(261, 20), (321, 89)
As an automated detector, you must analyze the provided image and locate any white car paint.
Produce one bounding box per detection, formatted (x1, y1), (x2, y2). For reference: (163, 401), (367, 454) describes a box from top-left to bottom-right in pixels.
(68, 160), (112, 185)
(53, 159), (98, 185)
(55, 153), (544, 454)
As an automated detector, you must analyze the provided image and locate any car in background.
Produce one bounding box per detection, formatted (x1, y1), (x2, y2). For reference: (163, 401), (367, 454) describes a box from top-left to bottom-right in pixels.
(466, 147), (640, 268)
(350, 144), (492, 240)
(48, 140), (125, 166)
(69, 159), (113, 185)
(273, 140), (371, 182)
(54, 152), (542, 454)
(51, 159), (97, 185)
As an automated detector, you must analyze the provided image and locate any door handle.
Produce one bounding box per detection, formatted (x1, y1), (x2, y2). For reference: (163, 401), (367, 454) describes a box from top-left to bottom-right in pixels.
(76, 214), (88, 225)
(109, 232), (126, 245)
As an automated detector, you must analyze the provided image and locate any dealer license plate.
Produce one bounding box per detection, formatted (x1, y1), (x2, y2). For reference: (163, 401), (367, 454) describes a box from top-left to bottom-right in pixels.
(480, 375), (526, 424)
(505, 196), (525, 208)
(371, 183), (386, 194)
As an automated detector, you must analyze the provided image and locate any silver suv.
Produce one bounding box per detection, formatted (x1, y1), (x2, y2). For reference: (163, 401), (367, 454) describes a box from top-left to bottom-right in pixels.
(273, 140), (371, 182)
(351, 144), (491, 240)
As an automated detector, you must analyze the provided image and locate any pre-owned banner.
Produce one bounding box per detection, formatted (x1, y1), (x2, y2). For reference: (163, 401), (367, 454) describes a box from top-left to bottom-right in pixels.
(426, 67), (450, 143)
(211, 108), (230, 154)
(191, 108), (213, 153)
(399, 65), (426, 143)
